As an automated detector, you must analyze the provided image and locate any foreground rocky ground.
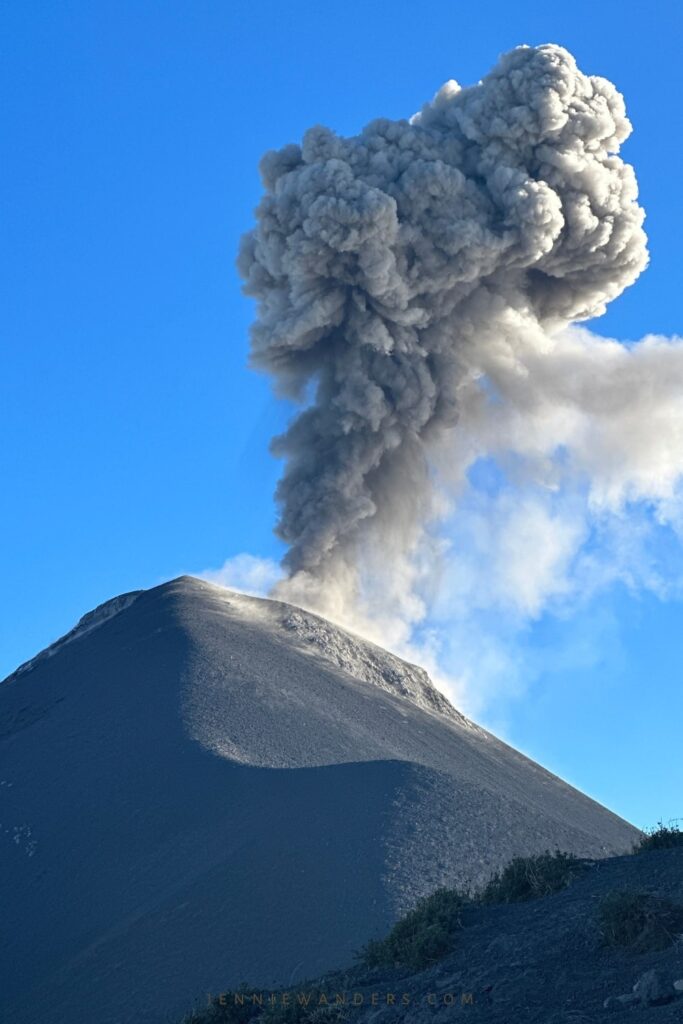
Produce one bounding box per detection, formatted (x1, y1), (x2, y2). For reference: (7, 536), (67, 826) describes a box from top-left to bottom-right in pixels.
(185, 847), (683, 1024)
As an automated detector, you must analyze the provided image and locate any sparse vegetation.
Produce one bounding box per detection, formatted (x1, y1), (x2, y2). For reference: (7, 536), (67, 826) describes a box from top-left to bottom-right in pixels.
(634, 821), (683, 853)
(354, 850), (592, 970)
(479, 850), (585, 905)
(357, 887), (469, 970)
(598, 890), (683, 952)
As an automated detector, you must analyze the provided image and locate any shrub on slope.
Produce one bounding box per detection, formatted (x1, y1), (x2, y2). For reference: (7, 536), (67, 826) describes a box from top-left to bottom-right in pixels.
(357, 887), (468, 970)
(479, 850), (585, 904)
(598, 890), (683, 952)
(634, 822), (683, 853)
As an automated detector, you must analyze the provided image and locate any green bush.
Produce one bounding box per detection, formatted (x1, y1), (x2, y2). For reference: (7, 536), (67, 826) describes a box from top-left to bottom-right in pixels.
(479, 850), (584, 905)
(598, 890), (683, 952)
(357, 887), (468, 970)
(634, 821), (683, 853)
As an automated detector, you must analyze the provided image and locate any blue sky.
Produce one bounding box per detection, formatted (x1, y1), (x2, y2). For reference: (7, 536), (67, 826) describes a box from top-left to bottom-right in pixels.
(2, 0), (682, 829)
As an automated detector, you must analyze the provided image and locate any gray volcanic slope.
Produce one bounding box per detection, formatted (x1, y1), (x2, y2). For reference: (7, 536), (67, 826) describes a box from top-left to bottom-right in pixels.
(0, 576), (638, 1024)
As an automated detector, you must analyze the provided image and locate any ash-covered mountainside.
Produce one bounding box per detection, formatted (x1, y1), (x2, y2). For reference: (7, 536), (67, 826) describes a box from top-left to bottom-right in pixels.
(0, 576), (639, 1024)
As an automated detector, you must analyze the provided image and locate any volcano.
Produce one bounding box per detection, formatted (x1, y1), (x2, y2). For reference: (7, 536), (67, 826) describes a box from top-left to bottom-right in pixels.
(0, 576), (638, 1024)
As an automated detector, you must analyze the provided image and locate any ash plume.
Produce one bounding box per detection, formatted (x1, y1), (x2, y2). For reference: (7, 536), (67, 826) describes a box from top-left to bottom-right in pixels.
(238, 43), (656, 629)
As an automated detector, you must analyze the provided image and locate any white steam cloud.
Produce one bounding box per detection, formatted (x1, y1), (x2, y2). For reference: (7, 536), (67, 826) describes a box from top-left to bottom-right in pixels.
(221, 44), (683, 713)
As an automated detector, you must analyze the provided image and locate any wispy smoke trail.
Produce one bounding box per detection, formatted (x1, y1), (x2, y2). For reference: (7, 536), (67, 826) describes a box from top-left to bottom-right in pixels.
(231, 43), (683, 707)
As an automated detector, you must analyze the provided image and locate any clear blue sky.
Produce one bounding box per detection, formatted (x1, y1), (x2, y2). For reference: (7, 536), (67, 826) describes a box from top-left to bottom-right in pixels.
(2, 0), (681, 829)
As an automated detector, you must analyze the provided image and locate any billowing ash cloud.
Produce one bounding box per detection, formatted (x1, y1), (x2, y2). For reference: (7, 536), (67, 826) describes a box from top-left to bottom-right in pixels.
(238, 44), (649, 619)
